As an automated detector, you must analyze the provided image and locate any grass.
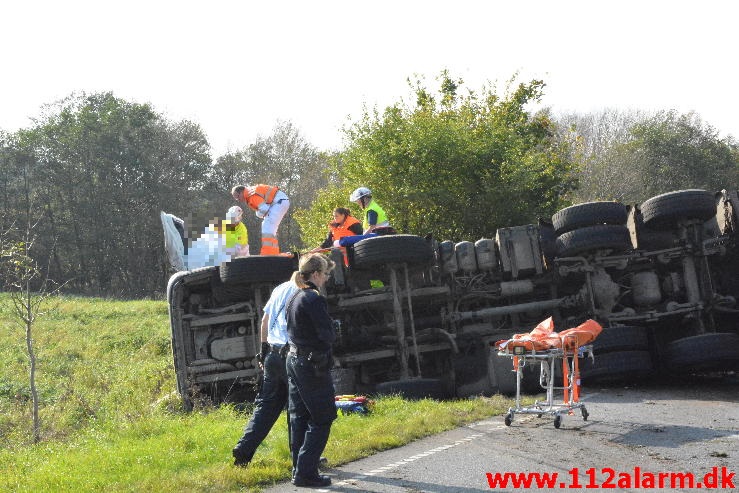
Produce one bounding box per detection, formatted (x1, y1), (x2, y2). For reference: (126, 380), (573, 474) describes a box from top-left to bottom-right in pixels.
(0, 293), (515, 492)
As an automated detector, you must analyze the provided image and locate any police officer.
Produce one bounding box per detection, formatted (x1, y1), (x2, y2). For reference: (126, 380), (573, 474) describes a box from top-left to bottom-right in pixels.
(232, 279), (298, 466)
(285, 253), (337, 487)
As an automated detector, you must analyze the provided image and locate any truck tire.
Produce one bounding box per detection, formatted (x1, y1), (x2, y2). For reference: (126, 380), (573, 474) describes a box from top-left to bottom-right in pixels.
(331, 368), (357, 395)
(641, 189), (716, 230)
(374, 378), (447, 400)
(580, 350), (653, 383)
(555, 225), (631, 257)
(490, 352), (541, 395)
(352, 235), (433, 270)
(663, 333), (739, 373)
(593, 326), (649, 353)
(219, 256), (296, 285)
(552, 202), (628, 236)
(632, 208), (677, 250)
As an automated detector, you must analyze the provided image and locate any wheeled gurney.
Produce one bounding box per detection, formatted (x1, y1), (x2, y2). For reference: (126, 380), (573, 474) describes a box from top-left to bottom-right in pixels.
(494, 317), (602, 429)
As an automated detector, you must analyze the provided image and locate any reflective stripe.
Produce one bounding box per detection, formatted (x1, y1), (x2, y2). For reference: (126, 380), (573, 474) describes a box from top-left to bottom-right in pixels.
(261, 236), (279, 255)
(254, 184), (279, 204)
(245, 184), (280, 211)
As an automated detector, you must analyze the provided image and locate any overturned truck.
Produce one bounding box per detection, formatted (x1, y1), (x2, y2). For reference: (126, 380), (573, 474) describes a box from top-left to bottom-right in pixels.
(165, 189), (739, 409)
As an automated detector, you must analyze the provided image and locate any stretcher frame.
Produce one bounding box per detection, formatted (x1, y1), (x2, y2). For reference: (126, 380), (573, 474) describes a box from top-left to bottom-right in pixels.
(498, 335), (593, 429)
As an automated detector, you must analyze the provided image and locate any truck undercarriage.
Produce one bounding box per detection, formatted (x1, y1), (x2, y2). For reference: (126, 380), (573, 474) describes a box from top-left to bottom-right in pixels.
(165, 189), (739, 409)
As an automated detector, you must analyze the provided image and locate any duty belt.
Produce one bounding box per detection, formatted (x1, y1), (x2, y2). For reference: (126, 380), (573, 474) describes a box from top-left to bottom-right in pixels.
(288, 344), (323, 357)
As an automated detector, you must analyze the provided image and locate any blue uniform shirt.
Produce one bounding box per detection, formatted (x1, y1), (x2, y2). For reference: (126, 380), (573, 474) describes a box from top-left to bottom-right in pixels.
(264, 281), (300, 345)
(286, 281), (335, 351)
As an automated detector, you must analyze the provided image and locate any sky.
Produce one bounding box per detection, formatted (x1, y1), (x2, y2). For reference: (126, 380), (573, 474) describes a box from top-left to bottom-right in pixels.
(2, 0), (738, 156)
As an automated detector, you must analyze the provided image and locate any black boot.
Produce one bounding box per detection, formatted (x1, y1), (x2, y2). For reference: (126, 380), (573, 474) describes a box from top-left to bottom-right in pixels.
(292, 474), (331, 487)
(232, 448), (250, 467)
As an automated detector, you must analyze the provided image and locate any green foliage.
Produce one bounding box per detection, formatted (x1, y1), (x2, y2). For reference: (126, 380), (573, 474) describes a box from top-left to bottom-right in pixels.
(0, 294), (173, 444)
(297, 72), (579, 242)
(621, 110), (739, 200)
(3, 92), (212, 297)
(0, 395), (510, 492)
(559, 109), (739, 204)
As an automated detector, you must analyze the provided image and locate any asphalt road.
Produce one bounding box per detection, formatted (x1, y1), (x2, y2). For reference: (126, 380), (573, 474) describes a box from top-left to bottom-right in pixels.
(265, 376), (738, 492)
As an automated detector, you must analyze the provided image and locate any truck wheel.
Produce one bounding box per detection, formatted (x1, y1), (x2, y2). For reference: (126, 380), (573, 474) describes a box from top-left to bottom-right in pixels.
(641, 189), (716, 230)
(632, 208), (676, 250)
(374, 378), (447, 399)
(490, 353), (541, 395)
(552, 202), (628, 236)
(580, 350), (653, 383)
(593, 326), (649, 353)
(352, 235), (433, 269)
(663, 333), (739, 372)
(219, 256), (296, 285)
(331, 368), (357, 395)
(555, 225), (631, 257)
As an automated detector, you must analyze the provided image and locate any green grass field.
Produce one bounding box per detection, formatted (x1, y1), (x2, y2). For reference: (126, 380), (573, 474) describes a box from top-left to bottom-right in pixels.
(0, 294), (512, 492)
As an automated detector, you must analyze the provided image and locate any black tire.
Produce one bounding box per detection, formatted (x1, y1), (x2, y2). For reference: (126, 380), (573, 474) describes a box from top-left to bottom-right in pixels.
(641, 189), (716, 230)
(552, 202), (628, 236)
(663, 333), (739, 373)
(556, 225), (631, 257)
(580, 350), (653, 383)
(331, 368), (357, 395)
(374, 378), (447, 400)
(632, 208), (677, 250)
(593, 326), (649, 353)
(219, 256), (296, 285)
(351, 235), (433, 270)
(491, 354), (541, 395)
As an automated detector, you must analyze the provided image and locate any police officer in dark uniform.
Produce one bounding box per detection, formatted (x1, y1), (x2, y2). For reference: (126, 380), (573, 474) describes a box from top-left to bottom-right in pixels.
(285, 253), (337, 487)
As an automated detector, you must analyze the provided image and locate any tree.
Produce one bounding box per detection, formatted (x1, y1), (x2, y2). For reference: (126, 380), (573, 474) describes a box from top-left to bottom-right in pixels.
(555, 108), (648, 202)
(1, 196), (66, 444)
(623, 111), (738, 200)
(297, 72), (580, 243)
(6, 92), (212, 297)
(557, 109), (739, 203)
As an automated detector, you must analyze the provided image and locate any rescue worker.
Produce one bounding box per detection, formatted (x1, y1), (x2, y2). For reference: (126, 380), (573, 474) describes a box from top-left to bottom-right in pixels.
(232, 278), (298, 467)
(223, 205), (249, 258)
(311, 208), (363, 265)
(231, 184), (290, 255)
(349, 187), (394, 235)
(285, 253), (337, 487)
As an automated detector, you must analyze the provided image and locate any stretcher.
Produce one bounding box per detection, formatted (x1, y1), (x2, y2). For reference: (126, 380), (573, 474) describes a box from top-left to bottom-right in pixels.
(494, 317), (602, 429)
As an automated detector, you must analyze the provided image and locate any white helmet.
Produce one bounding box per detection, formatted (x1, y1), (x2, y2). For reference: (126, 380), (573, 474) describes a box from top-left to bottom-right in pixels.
(349, 187), (372, 202)
(226, 205), (243, 221)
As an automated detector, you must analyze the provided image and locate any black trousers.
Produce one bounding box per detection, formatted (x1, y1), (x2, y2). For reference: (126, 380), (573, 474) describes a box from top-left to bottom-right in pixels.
(233, 349), (288, 462)
(286, 352), (337, 480)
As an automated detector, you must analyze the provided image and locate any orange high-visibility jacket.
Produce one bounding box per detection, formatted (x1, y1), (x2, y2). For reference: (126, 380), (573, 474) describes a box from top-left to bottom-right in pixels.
(329, 215), (361, 242)
(241, 184), (279, 211)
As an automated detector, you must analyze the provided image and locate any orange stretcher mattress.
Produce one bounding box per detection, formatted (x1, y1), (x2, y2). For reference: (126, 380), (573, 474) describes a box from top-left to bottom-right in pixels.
(495, 317), (602, 352)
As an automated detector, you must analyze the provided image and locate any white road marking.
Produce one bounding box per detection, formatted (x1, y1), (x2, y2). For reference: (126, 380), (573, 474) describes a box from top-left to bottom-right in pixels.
(342, 432), (491, 488)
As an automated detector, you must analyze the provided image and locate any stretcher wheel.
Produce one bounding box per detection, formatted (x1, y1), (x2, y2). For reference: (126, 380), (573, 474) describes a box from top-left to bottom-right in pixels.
(504, 413), (513, 426)
(581, 407), (589, 421)
(553, 415), (562, 429)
